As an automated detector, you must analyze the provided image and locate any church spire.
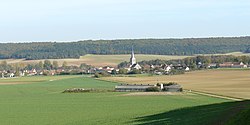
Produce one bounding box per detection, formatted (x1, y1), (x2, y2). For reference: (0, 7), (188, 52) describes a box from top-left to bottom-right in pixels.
(131, 46), (135, 58)
(130, 46), (136, 65)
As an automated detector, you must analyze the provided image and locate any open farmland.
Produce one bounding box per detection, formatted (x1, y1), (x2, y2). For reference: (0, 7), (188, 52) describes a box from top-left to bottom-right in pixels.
(102, 69), (250, 99)
(0, 75), (80, 85)
(0, 54), (191, 67)
(1, 52), (248, 68)
(196, 51), (250, 56)
(0, 76), (241, 125)
(79, 54), (191, 67)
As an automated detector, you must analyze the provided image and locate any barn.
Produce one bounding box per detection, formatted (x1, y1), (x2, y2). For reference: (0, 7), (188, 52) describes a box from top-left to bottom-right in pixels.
(163, 84), (182, 92)
(115, 84), (156, 92)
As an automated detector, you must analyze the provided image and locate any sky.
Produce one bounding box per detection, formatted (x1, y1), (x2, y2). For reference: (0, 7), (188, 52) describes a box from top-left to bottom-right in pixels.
(0, 0), (250, 42)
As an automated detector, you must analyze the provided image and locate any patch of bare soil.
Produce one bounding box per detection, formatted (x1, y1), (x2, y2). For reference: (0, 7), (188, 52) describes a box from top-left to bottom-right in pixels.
(0, 82), (28, 85)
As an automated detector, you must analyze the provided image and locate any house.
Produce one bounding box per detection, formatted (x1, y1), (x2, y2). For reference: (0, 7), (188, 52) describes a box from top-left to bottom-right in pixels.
(208, 63), (217, 69)
(102, 66), (115, 73)
(219, 62), (247, 68)
(219, 62), (234, 68)
(231, 62), (247, 68)
(4, 73), (15, 78)
(172, 64), (184, 70)
(185, 67), (190, 71)
(115, 84), (156, 92)
(162, 64), (171, 72)
(130, 64), (142, 70)
(150, 65), (155, 69)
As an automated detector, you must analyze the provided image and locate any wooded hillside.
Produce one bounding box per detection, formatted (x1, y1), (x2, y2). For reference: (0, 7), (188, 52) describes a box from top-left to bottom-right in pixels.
(1, 37), (250, 59)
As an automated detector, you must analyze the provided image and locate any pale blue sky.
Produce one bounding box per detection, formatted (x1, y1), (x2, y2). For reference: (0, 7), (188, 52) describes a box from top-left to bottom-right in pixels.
(0, 0), (250, 42)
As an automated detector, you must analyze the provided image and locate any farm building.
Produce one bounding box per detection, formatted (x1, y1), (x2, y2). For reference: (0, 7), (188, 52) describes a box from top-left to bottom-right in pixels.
(163, 84), (182, 92)
(115, 83), (183, 92)
(115, 84), (156, 92)
(219, 62), (247, 68)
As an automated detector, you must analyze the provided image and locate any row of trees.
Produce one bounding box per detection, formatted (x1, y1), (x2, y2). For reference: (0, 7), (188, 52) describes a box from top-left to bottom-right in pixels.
(1, 37), (250, 59)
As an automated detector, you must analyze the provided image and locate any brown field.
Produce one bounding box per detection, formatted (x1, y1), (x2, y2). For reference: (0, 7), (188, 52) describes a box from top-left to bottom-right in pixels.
(196, 51), (250, 56)
(0, 54), (191, 67)
(101, 69), (250, 99)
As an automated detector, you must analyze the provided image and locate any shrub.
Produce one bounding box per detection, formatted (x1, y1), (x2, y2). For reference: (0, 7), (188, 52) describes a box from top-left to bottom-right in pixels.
(94, 72), (111, 78)
(169, 69), (185, 75)
(128, 69), (141, 74)
(163, 82), (178, 86)
(118, 68), (128, 74)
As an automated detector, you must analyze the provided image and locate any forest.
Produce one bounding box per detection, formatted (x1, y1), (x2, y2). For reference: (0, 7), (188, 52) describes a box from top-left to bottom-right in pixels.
(0, 37), (250, 60)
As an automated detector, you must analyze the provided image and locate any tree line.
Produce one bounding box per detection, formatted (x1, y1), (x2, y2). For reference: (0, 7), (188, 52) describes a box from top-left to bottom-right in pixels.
(0, 37), (250, 59)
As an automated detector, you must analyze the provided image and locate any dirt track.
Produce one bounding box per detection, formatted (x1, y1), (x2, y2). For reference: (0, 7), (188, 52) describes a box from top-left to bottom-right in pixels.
(120, 92), (193, 96)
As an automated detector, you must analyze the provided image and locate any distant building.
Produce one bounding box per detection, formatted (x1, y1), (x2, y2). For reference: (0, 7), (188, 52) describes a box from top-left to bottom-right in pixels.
(129, 47), (141, 70)
(115, 83), (183, 92)
(185, 67), (190, 71)
(219, 62), (247, 68)
(130, 47), (136, 66)
(165, 65), (172, 72)
(163, 84), (182, 92)
(208, 63), (217, 69)
(219, 62), (233, 68)
(115, 84), (156, 92)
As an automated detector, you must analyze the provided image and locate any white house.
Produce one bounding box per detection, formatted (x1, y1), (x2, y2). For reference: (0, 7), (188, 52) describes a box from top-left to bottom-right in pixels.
(165, 66), (171, 72)
(185, 67), (190, 71)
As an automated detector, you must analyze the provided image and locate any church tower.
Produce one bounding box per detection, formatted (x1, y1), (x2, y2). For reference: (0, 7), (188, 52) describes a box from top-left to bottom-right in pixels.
(130, 47), (136, 65)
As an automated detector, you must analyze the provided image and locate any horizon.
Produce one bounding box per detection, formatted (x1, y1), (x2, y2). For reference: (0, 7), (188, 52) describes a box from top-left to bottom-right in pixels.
(1, 0), (250, 42)
(1, 35), (250, 43)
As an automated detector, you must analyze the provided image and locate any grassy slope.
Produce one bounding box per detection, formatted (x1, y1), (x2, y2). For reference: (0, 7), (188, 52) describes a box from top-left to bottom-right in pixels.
(0, 76), (231, 125)
(102, 69), (250, 99)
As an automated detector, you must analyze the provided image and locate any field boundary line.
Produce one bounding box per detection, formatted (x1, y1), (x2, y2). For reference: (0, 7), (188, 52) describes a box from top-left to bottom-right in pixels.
(188, 90), (244, 101)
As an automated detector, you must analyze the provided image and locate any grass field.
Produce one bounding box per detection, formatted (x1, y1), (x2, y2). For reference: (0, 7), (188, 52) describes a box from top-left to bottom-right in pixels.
(0, 75), (80, 85)
(0, 76), (241, 125)
(102, 69), (250, 99)
(0, 54), (191, 67)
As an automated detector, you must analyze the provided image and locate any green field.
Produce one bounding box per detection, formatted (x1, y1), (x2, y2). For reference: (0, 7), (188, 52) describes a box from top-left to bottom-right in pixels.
(1, 76), (245, 125)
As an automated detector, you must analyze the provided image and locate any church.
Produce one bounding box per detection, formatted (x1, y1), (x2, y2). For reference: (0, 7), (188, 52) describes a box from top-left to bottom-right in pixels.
(129, 47), (142, 70)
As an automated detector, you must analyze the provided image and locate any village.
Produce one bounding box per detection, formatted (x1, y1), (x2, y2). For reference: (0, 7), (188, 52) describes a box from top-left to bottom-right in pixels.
(0, 48), (250, 79)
